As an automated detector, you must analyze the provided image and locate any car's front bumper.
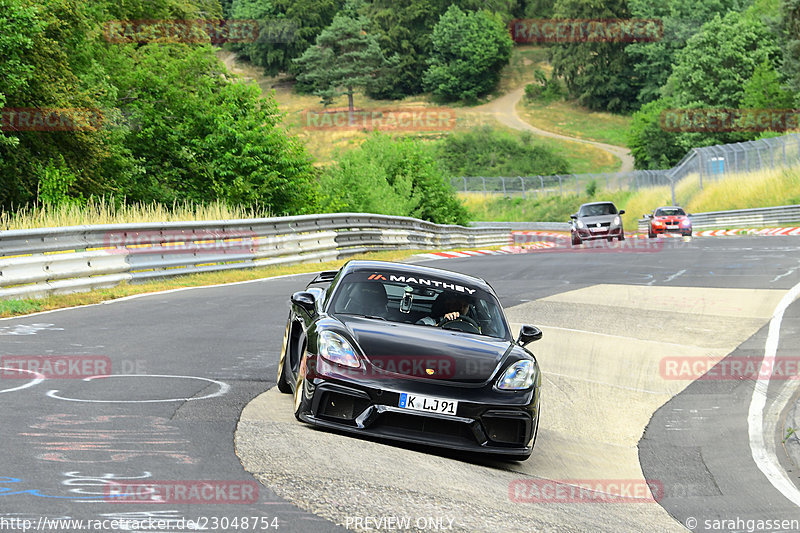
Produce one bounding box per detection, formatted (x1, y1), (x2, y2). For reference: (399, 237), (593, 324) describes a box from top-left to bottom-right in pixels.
(574, 226), (624, 240)
(297, 374), (538, 457)
(651, 224), (691, 235)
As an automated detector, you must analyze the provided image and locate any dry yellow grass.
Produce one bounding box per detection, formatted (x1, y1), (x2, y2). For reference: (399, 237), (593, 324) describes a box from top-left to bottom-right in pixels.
(686, 167), (800, 213)
(0, 198), (273, 231)
(617, 167), (800, 229)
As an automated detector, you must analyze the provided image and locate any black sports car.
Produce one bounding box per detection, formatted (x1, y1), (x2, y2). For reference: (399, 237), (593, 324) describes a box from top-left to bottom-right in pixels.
(276, 260), (542, 460)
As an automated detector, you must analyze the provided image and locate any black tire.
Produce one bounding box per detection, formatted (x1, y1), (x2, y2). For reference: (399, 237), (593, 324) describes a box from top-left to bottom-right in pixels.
(607, 236), (614, 242)
(618, 233), (625, 241)
(571, 234), (581, 246)
(648, 229), (656, 239)
(276, 319), (293, 393)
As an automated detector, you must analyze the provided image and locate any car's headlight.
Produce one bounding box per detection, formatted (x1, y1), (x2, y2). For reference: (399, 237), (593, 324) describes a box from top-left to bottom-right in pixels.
(319, 331), (360, 368)
(612, 216), (621, 226)
(496, 360), (536, 390)
(681, 219), (691, 226)
(576, 220), (585, 229)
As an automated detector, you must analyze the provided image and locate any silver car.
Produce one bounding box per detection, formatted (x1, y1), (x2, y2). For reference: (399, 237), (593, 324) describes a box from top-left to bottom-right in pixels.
(570, 202), (625, 246)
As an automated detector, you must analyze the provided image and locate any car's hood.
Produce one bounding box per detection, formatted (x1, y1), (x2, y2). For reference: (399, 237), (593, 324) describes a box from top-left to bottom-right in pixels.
(338, 316), (512, 383)
(578, 214), (617, 224)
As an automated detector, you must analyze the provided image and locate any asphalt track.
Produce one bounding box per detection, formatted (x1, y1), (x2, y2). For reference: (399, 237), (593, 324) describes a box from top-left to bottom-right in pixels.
(1, 236), (799, 533)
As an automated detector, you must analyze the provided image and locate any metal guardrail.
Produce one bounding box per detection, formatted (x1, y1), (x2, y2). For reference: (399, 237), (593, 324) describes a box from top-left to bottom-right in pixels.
(469, 221), (571, 231)
(4, 205), (798, 300)
(0, 214), (512, 300)
(636, 204), (800, 232)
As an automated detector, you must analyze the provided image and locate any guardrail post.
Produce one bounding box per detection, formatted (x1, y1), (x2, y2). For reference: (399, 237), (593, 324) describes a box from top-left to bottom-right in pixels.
(481, 177), (486, 197)
(558, 176), (562, 196)
(501, 177), (506, 197)
(519, 176), (525, 199)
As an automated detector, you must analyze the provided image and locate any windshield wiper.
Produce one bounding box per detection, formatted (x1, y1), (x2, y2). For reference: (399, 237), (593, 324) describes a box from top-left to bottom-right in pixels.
(337, 312), (387, 321)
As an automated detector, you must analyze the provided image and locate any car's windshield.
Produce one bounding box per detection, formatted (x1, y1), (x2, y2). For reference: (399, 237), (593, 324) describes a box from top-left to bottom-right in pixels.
(579, 203), (617, 216)
(329, 271), (510, 339)
(655, 207), (686, 216)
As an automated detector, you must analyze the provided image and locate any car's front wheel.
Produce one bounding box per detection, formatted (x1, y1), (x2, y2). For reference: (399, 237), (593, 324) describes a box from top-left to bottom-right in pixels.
(276, 318), (293, 394)
(571, 233), (581, 246)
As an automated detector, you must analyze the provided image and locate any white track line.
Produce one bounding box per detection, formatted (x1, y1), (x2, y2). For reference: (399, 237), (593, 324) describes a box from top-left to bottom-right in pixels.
(747, 280), (800, 507)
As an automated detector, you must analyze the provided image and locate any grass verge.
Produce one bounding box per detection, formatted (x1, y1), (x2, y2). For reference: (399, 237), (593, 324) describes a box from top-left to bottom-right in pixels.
(516, 99), (632, 147)
(0, 249), (428, 319)
(461, 189), (635, 223)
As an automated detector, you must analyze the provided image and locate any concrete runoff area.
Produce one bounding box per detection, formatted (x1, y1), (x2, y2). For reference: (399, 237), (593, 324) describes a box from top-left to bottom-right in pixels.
(236, 283), (786, 532)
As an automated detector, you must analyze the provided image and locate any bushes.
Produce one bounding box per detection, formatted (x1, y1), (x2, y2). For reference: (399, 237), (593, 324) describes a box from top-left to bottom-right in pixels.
(319, 133), (469, 225)
(436, 127), (570, 177)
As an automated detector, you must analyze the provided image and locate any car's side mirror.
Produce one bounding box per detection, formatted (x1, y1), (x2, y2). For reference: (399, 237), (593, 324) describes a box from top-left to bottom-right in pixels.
(517, 325), (543, 346)
(618, 209), (625, 215)
(291, 291), (317, 314)
(569, 214), (577, 220)
(687, 213), (692, 217)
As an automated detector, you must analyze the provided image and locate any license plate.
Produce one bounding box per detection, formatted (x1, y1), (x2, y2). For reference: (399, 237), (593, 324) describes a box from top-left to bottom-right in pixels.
(590, 227), (605, 232)
(398, 393), (458, 415)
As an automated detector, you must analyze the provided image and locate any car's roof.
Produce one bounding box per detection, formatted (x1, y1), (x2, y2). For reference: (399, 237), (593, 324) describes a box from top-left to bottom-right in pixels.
(655, 206), (685, 211)
(580, 201), (617, 207)
(339, 260), (493, 293)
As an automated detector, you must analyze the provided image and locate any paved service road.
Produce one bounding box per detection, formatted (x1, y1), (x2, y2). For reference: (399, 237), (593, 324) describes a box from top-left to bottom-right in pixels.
(1, 236), (799, 532)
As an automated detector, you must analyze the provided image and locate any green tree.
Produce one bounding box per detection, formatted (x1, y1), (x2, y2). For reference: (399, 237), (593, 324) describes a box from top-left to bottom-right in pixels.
(779, 0), (800, 103)
(627, 11), (784, 169)
(109, 42), (317, 212)
(365, 0), (519, 100)
(626, 0), (746, 105)
(0, 0), (127, 208)
(229, 0), (343, 79)
(742, 58), (795, 109)
(524, 0), (556, 17)
(422, 6), (513, 102)
(0, 0), (319, 214)
(664, 12), (781, 109)
(293, 0), (393, 111)
(549, 0), (640, 112)
(627, 98), (686, 169)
